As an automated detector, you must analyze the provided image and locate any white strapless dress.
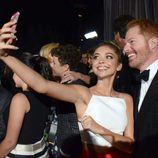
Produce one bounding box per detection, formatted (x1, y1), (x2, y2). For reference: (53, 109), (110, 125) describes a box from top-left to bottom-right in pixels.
(78, 95), (128, 147)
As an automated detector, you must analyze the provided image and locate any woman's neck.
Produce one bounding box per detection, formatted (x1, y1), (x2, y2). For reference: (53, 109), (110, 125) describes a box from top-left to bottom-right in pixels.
(91, 78), (115, 96)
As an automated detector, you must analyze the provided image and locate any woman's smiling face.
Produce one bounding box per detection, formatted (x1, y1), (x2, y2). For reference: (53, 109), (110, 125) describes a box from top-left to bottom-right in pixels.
(92, 45), (122, 79)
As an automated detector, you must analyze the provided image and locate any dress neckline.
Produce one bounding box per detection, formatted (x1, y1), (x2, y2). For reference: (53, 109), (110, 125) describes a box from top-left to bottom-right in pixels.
(92, 94), (125, 101)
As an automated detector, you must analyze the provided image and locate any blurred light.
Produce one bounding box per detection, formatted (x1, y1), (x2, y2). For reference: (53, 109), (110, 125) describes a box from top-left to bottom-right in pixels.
(84, 31), (98, 39)
(78, 14), (83, 18)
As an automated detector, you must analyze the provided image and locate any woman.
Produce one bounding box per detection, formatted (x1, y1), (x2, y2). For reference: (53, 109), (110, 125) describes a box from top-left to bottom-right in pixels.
(0, 21), (134, 158)
(0, 52), (53, 157)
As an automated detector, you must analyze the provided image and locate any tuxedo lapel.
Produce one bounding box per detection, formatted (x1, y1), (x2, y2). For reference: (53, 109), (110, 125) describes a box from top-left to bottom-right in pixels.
(133, 81), (141, 120)
(138, 71), (158, 116)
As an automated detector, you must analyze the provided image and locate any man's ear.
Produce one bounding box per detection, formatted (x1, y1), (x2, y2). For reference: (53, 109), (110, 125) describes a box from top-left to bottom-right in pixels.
(63, 64), (70, 72)
(148, 37), (158, 50)
(117, 63), (122, 71)
(115, 32), (125, 49)
(114, 32), (120, 41)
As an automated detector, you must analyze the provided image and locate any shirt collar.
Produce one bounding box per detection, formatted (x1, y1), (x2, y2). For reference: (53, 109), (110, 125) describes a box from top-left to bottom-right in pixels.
(146, 59), (158, 81)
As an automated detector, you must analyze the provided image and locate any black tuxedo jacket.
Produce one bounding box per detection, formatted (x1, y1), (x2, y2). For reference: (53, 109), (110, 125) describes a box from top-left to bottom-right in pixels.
(132, 71), (158, 158)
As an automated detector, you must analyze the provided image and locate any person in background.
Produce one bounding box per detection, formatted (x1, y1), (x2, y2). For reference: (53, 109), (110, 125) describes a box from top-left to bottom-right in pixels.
(112, 14), (136, 94)
(39, 42), (86, 86)
(0, 29), (134, 158)
(113, 15), (135, 49)
(87, 47), (94, 70)
(39, 42), (59, 62)
(62, 46), (97, 87)
(39, 43), (84, 157)
(47, 44), (84, 158)
(80, 52), (88, 65)
(124, 19), (158, 158)
(0, 51), (53, 157)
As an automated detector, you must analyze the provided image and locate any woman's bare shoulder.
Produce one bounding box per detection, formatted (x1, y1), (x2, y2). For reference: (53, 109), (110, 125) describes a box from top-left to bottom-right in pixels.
(11, 93), (30, 112)
(117, 91), (132, 100)
(118, 92), (133, 109)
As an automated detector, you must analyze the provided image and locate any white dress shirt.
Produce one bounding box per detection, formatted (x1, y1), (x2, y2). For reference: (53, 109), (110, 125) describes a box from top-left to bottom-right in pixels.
(138, 59), (158, 111)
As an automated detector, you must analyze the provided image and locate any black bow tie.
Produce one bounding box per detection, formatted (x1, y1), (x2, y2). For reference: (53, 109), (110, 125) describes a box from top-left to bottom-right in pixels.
(135, 70), (150, 82)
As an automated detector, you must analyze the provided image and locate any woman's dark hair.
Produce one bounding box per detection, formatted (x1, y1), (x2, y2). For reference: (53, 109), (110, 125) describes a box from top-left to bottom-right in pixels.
(93, 41), (122, 63)
(19, 52), (53, 81)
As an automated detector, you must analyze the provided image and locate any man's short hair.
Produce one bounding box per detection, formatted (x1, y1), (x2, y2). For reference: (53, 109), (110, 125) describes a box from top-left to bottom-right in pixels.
(51, 44), (81, 71)
(113, 15), (135, 38)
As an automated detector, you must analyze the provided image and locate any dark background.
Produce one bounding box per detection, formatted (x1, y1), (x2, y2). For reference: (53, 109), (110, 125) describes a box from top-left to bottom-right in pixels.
(0, 0), (104, 53)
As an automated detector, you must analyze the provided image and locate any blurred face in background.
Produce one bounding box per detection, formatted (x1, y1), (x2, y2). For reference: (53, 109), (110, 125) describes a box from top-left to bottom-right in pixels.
(81, 53), (88, 65)
(114, 32), (126, 49)
(87, 54), (93, 68)
(49, 56), (68, 78)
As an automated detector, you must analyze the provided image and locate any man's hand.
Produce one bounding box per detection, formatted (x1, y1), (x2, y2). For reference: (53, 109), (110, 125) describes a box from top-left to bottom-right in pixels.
(61, 71), (80, 83)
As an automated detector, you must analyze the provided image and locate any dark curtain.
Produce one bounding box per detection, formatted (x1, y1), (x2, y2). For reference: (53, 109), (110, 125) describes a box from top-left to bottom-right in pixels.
(103, 0), (158, 40)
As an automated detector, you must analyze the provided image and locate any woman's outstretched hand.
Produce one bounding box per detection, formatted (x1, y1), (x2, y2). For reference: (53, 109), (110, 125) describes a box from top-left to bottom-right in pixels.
(0, 20), (19, 56)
